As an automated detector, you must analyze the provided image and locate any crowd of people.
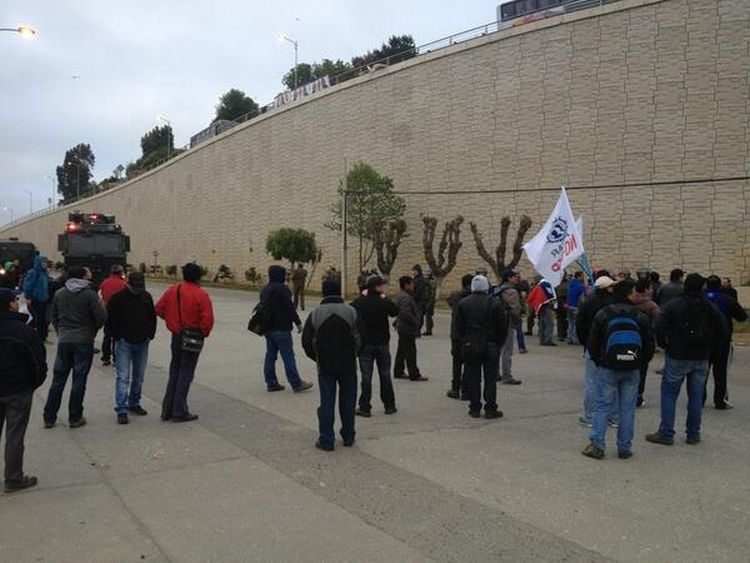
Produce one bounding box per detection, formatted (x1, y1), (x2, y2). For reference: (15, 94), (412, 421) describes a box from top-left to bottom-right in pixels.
(0, 257), (746, 492)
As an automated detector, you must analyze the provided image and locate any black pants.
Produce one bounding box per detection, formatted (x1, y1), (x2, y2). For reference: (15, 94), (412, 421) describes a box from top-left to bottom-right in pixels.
(450, 339), (467, 395)
(162, 334), (201, 419)
(706, 340), (731, 406)
(358, 345), (395, 411)
(28, 300), (48, 341)
(638, 362), (649, 401)
(424, 308), (434, 335)
(101, 319), (115, 362)
(318, 371), (356, 448)
(556, 308), (567, 341)
(465, 345), (498, 413)
(293, 286), (305, 310)
(44, 342), (94, 424)
(394, 333), (420, 379)
(0, 391), (33, 483)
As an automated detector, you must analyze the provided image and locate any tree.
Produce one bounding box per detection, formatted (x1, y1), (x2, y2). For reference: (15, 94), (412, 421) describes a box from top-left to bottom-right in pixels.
(214, 89), (259, 122)
(373, 219), (408, 277)
(282, 59), (351, 90)
(282, 63), (313, 90)
(56, 143), (95, 203)
(423, 215), (464, 299)
(140, 125), (173, 158)
(469, 215), (533, 282)
(351, 35), (417, 69)
(327, 162), (407, 271)
(113, 164), (125, 179)
(266, 228), (319, 268)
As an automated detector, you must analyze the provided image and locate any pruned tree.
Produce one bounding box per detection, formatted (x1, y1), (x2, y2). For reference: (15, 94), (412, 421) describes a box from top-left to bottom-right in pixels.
(266, 228), (319, 269)
(423, 215), (464, 299)
(373, 219), (407, 277)
(469, 215), (533, 282)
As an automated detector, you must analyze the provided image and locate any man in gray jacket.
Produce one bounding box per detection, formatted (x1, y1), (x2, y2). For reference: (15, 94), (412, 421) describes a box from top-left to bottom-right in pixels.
(302, 279), (361, 451)
(497, 269), (523, 385)
(43, 267), (107, 428)
(393, 276), (428, 382)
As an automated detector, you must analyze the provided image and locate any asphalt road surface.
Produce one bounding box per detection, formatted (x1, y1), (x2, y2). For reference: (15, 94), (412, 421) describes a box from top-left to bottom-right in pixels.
(2, 283), (749, 562)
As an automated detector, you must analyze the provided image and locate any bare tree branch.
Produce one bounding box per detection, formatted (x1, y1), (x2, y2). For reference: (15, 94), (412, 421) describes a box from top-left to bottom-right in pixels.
(470, 215), (533, 282)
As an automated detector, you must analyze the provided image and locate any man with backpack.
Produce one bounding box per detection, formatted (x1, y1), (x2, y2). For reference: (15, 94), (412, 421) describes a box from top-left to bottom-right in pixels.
(646, 273), (725, 446)
(497, 269), (523, 385)
(302, 279), (361, 451)
(703, 275), (746, 410)
(582, 280), (654, 459)
(456, 275), (508, 419)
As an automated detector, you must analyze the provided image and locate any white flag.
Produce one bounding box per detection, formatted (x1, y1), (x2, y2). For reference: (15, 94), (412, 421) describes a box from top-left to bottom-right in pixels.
(523, 188), (584, 287)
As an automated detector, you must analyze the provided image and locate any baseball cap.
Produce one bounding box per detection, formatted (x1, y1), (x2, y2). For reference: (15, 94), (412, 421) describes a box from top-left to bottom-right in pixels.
(0, 288), (21, 303)
(594, 276), (617, 289)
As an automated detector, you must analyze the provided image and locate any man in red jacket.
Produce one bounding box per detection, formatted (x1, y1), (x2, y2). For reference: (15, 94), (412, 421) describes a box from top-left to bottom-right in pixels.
(98, 265), (127, 366)
(155, 263), (214, 423)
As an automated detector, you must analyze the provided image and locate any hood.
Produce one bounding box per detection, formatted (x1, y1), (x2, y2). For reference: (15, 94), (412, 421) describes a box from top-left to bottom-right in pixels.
(33, 255), (47, 271)
(65, 278), (91, 294)
(268, 265), (286, 283)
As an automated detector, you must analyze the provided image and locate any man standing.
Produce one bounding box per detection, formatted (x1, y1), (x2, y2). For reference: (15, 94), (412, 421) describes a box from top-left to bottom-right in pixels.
(0, 288), (47, 492)
(704, 275), (746, 410)
(44, 267), (106, 429)
(446, 274), (473, 399)
(351, 276), (399, 417)
(527, 277), (557, 346)
(422, 269), (437, 336)
(555, 275), (569, 342)
(646, 274), (725, 446)
(498, 269), (522, 385)
(582, 280), (654, 460)
(22, 255), (50, 342)
(302, 279), (361, 451)
(98, 264), (127, 366)
(655, 268), (684, 305)
(394, 276), (428, 382)
(576, 275), (618, 427)
(566, 271), (585, 344)
(456, 275), (508, 419)
(260, 265), (313, 393)
(107, 272), (156, 425)
(291, 263), (308, 311)
(411, 264), (429, 334)
(155, 263), (214, 422)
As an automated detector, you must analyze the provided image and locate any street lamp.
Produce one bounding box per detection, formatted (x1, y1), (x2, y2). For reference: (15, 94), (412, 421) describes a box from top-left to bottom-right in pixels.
(279, 33), (299, 90)
(0, 25), (37, 38)
(158, 115), (171, 161)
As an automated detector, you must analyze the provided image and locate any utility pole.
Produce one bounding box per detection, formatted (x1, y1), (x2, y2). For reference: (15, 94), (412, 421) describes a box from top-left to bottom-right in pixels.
(340, 158), (348, 297)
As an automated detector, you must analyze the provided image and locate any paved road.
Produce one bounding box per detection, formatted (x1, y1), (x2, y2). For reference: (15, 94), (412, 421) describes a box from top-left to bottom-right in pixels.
(2, 283), (749, 562)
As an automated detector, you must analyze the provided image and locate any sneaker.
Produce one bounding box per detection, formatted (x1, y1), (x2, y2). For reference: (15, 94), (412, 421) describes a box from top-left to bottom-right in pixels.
(172, 413), (199, 423)
(117, 413), (129, 425)
(501, 378), (522, 385)
(645, 432), (674, 446)
(128, 406), (148, 416)
(294, 381), (313, 393)
(69, 417), (87, 429)
(267, 383), (286, 392)
(4, 475), (38, 493)
(582, 442), (604, 460)
(578, 416), (592, 428)
(409, 375), (429, 382)
(43, 420), (55, 429)
(343, 438), (355, 447)
(315, 440), (334, 452)
(518, 348), (528, 354)
(468, 410), (481, 418)
(618, 450), (633, 459)
(541, 342), (557, 347)
(446, 389), (460, 399)
(355, 408), (372, 418)
(160, 413), (172, 422)
(686, 435), (701, 445)
(636, 397), (645, 408)
(484, 409), (503, 419)
(715, 402), (733, 410)
(384, 406), (397, 415)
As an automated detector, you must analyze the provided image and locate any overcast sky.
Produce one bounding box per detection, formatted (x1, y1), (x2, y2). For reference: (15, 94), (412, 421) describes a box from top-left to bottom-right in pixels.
(0, 0), (498, 224)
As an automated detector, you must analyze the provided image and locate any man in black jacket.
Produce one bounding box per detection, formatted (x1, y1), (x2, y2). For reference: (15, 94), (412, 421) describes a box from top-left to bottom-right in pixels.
(446, 274), (473, 400)
(107, 273), (157, 425)
(646, 274), (725, 446)
(411, 264), (429, 334)
(456, 275), (508, 419)
(0, 288), (47, 492)
(351, 276), (399, 417)
(260, 265), (313, 393)
(393, 276), (428, 381)
(302, 279), (361, 451)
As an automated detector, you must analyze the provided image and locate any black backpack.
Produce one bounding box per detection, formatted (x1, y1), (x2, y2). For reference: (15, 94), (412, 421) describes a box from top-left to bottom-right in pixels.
(681, 297), (712, 345)
(603, 305), (644, 370)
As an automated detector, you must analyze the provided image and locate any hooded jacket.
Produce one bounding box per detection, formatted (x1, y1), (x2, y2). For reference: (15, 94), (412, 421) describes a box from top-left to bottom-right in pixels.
(351, 290), (398, 346)
(456, 292), (509, 349)
(0, 310), (47, 396)
(654, 293), (726, 360)
(51, 278), (107, 343)
(22, 255), (49, 302)
(107, 288), (157, 344)
(576, 289), (615, 349)
(260, 266), (301, 332)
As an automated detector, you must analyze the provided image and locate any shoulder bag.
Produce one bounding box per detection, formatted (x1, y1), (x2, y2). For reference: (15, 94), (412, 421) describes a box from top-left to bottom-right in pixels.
(177, 284), (205, 353)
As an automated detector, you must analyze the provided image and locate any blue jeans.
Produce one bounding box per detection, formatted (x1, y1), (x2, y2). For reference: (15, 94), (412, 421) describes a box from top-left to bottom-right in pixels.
(358, 345), (395, 411)
(114, 340), (149, 414)
(582, 351), (619, 423)
(589, 367), (639, 453)
(567, 308), (579, 344)
(515, 325), (526, 350)
(317, 370), (357, 448)
(539, 305), (555, 344)
(264, 330), (302, 390)
(44, 342), (94, 424)
(658, 356), (709, 440)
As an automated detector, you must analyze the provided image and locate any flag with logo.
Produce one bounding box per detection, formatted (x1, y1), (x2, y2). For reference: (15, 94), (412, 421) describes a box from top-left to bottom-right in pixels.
(523, 187), (585, 288)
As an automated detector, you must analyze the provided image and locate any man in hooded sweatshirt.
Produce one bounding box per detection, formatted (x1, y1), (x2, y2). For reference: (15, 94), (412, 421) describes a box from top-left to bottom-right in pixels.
(260, 265), (313, 393)
(22, 255), (50, 342)
(43, 267), (106, 428)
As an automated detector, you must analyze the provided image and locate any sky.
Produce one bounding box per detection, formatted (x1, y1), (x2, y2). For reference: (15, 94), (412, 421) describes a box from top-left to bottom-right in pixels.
(0, 0), (499, 224)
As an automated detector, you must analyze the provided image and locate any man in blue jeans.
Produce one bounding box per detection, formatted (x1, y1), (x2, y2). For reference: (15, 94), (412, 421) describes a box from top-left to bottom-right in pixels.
(646, 273), (725, 446)
(582, 280), (653, 460)
(261, 265), (313, 393)
(107, 272), (156, 424)
(44, 267), (106, 429)
(302, 279), (360, 450)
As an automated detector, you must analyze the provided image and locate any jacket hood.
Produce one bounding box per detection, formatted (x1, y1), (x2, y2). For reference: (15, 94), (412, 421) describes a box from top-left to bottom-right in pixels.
(268, 265), (286, 283)
(65, 278), (91, 294)
(33, 255), (47, 271)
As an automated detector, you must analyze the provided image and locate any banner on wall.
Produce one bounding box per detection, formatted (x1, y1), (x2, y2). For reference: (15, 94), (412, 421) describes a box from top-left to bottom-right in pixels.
(273, 76), (331, 108)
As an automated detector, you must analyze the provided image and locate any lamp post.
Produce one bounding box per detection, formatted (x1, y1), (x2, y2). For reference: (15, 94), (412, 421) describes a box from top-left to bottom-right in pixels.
(0, 26), (36, 38)
(158, 115), (171, 161)
(279, 33), (299, 90)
